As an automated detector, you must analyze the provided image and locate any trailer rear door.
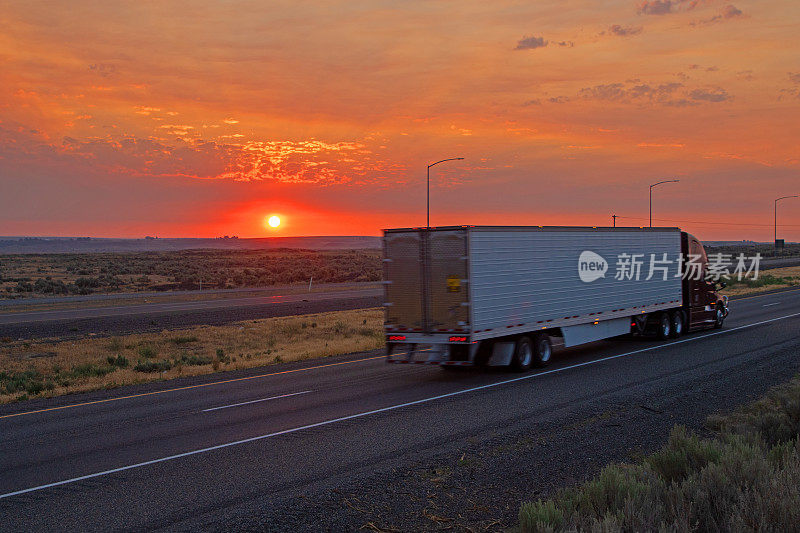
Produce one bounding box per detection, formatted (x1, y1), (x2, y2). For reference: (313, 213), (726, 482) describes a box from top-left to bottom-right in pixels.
(384, 231), (424, 330)
(426, 229), (470, 332)
(384, 229), (470, 333)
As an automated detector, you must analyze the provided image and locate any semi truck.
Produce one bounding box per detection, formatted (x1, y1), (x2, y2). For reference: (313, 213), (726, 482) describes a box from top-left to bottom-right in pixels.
(382, 226), (728, 370)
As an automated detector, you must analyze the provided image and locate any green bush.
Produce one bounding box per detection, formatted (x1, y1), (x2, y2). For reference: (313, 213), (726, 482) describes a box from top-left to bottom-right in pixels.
(0, 369), (43, 394)
(518, 376), (800, 532)
(215, 348), (231, 364)
(174, 354), (212, 366)
(70, 362), (116, 379)
(106, 355), (129, 368)
(645, 426), (722, 482)
(137, 345), (157, 358)
(133, 359), (172, 373)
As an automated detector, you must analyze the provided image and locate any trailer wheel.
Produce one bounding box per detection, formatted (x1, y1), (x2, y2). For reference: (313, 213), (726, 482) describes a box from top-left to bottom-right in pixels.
(656, 312), (672, 340)
(532, 333), (552, 368)
(713, 305), (725, 329)
(669, 310), (684, 338)
(511, 336), (533, 372)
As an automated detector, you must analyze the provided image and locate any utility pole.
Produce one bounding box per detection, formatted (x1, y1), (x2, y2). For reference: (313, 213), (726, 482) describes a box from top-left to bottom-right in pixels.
(612, 214), (617, 227)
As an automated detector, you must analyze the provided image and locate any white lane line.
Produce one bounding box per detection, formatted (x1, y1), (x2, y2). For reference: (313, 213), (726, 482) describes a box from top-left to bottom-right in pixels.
(2, 310), (799, 501)
(202, 390), (312, 412)
(763, 302), (780, 307)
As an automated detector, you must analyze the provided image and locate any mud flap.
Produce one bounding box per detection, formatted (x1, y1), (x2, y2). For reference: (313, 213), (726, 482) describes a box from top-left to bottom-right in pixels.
(487, 342), (515, 366)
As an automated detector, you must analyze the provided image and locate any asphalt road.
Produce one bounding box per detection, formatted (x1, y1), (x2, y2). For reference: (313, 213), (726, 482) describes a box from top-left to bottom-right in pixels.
(0, 282), (380, 307)
(0, 287), (383, 340)
(1, 288), (800, 531)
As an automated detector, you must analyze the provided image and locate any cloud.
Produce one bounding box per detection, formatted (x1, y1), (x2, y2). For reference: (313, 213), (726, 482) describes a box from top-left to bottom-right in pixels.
(580, 83), (626, 101)
(689, 64), (719, 71)
(568, 79), (730, 106)
(515, 35), (548, 50)
(689, 87), (730, 102)
(159, 124), (196, 136)
(0, 113), (390, 186)
(692, 4), (745, 25)
(637, 0), (697, 15)
(88, 63), (117, 78)
(780, 73), (800, 99)
(638, 0), (673, 15)
(637, 142), (685, 148)
(514, 35), (572, 50)
(223, 118), (239, 124)
(720, 4), (743, 18)
(603, 24), (643, 37)
(134, 106), (161, 115)
(578, 81), (684, 104)
(53, 130), (387, 184)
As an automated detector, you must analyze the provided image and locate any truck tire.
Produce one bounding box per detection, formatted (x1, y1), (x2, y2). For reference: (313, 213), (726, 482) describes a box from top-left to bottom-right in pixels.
(656, 312), (672, 340)
(533, 333), (552, 368)
(511, 336), (534, 372)
(669, 310), (684, 338)
(713, 305), (725, 329)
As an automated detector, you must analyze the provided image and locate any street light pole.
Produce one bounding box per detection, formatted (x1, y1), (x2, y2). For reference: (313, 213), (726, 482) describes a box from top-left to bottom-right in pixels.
(427, 157), (464, 228)
(649, 179), (680, 227)
(775, 195), (799, 244)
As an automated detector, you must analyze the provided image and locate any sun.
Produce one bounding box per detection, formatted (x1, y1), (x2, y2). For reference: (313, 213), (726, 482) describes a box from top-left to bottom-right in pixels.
(267, 215), (281, 228)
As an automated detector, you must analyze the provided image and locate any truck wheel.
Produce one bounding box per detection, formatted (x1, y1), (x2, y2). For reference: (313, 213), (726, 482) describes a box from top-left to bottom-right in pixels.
(656, 312), (672, 340)
(669, 311), (684, 338)
(713, 305), (725, 329)
(532, 333), (552, 368)
(511, 336), (533, 372)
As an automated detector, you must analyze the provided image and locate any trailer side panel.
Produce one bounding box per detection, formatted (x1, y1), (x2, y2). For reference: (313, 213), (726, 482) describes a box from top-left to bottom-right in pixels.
(468, 228), (682, 332)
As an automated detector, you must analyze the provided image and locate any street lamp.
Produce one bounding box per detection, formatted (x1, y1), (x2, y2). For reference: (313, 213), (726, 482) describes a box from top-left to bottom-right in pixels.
(649, 179), (679, 227)
(427, 157), (464, 228)
(775, 195), (799, 246)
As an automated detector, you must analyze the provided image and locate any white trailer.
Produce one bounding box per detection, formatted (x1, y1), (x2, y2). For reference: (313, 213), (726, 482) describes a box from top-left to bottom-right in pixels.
(383, 226), (726, 370)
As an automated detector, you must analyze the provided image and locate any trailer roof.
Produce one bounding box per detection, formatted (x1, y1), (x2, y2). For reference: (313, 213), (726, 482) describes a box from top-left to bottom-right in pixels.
(383, 225), (682, 233)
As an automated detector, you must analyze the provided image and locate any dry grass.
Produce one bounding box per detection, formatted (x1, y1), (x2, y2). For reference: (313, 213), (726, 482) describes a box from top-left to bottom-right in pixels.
(720, 265), (800, 296)
(0, 308), (384, 404)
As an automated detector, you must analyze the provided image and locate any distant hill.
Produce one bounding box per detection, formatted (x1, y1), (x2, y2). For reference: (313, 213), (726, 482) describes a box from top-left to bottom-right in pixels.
(0, 236), (382, 254)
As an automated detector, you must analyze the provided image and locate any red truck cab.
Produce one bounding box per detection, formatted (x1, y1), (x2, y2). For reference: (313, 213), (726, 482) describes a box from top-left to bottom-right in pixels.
(682, 231), (729, 330)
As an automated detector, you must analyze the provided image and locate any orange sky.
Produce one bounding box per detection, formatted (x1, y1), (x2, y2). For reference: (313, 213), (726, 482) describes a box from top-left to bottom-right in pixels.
(1, 0), (799, 240)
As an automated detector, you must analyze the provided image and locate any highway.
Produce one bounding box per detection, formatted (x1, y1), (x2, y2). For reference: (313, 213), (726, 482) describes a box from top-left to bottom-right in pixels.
(1, 288), (800, 531)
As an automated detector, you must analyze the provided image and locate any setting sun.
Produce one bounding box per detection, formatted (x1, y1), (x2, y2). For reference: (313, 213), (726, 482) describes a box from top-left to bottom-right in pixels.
(267, 215), (281, 228)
